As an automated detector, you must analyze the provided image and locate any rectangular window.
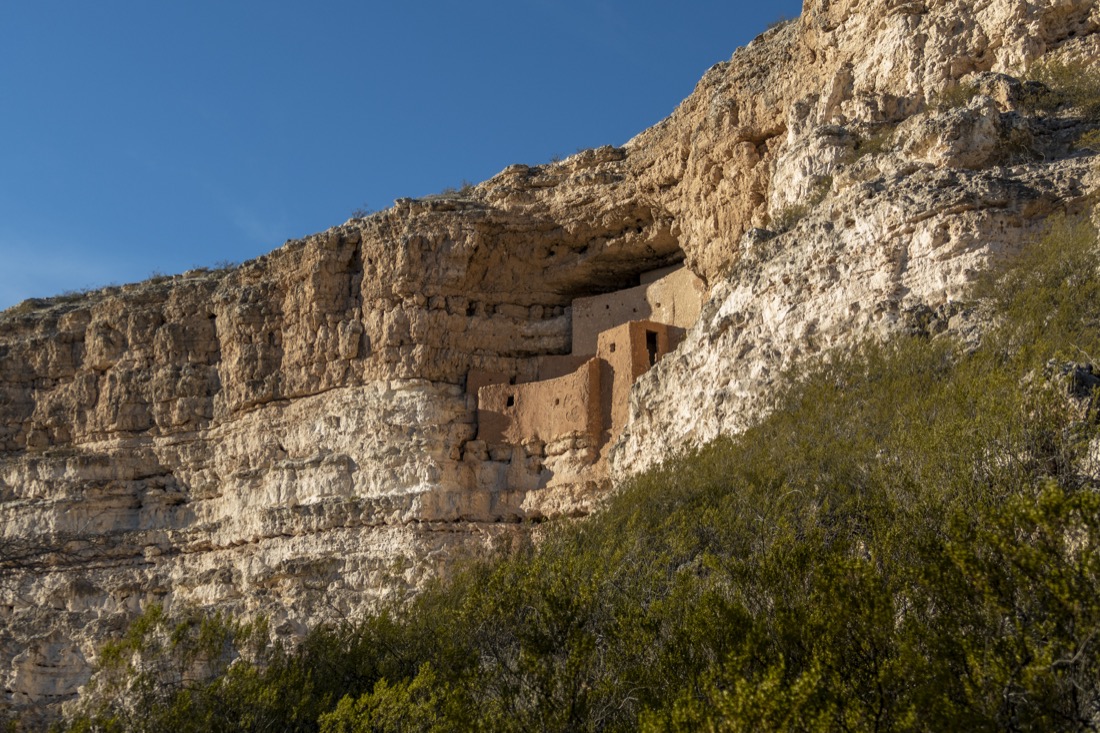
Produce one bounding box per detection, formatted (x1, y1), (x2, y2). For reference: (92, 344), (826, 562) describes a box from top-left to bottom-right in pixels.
(646, 330), (659, 366)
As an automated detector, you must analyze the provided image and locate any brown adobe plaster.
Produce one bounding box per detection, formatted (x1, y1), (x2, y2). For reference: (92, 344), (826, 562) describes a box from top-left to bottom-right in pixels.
(477, 359), (602, 446)
(596, 320), (678, 449)
(475, 319), (680, 455)
(474, 266), (701, 454)
(571, 266), (704, 355)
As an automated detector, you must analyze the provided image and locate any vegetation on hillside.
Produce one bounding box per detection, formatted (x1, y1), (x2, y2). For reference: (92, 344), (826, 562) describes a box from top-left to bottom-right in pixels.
(1026, 58), (1100, 118)
(56, 215), (1100, 732)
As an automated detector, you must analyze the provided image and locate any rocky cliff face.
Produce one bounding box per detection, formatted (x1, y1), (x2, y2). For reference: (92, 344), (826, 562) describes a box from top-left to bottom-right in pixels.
(3, 0), (1099, 718)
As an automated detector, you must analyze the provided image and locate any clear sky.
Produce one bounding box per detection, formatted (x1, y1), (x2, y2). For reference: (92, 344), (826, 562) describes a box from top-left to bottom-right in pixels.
(0, 1), (802, 310)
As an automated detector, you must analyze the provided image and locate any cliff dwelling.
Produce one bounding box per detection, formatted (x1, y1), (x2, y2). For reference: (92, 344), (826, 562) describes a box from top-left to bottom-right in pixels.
(468, 265), (704, 474)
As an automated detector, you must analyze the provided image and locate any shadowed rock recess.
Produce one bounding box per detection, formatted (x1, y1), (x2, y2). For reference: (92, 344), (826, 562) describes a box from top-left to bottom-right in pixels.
(2, 0), (1100, 717)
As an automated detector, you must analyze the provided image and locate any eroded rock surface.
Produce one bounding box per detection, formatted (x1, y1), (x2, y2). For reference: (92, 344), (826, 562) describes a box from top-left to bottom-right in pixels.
(3, 0), (1100, 718)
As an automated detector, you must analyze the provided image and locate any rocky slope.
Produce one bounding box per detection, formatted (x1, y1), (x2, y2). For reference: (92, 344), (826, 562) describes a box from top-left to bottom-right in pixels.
(2, 0), (1099, 719)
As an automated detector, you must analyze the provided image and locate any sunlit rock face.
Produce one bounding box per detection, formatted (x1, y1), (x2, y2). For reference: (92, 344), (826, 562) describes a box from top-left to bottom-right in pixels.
(2, 0), (1099, 718)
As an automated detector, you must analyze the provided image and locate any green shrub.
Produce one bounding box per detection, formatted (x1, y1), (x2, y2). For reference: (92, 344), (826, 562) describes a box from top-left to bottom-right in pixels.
(771, 176), (831, 233)
(852, 123), (897, 159)
(1076, 128), (1100, 152)
(1025, 58), (1100, 117)
(932, 82), (981, 111)
(770, 203), (809, 232)
(318, 665), (468, 733)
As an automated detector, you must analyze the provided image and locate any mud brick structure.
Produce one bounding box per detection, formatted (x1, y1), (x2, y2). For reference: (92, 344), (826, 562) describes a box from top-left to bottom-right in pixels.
(476, 266), (701, 455)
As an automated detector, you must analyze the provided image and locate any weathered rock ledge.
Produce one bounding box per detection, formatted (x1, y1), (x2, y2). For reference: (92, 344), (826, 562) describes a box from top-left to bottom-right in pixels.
(3, 0), (1100, 718)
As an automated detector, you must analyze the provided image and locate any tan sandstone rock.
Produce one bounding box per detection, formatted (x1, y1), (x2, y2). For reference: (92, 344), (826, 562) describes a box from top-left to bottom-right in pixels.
(2, 0), (1099, 720)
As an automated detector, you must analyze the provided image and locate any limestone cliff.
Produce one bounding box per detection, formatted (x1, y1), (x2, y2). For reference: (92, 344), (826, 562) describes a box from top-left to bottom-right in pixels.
(2, 0), (1099, 718)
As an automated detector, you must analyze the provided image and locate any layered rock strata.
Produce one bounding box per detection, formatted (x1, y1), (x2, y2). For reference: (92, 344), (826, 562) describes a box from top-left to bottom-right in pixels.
(2, 0), (1100, 718)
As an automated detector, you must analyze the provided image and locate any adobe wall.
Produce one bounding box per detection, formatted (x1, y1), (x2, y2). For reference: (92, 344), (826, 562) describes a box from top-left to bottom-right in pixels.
(596, 320), (675, 446)
(473, 266), (701, 456)
(477, 358), (601, 446)
(636, 266), (704, 334)
(536, 354), (590, 381)
(571, 265), (704, 355)
(466, 358), (589, 414)
(467, 368), (512, 408)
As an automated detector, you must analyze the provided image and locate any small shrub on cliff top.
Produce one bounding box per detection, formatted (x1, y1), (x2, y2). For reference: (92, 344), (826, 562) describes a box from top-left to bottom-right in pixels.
(437, 179), (475, 198)
(765, 14), (795, 32)
(4, 299), (43, 317)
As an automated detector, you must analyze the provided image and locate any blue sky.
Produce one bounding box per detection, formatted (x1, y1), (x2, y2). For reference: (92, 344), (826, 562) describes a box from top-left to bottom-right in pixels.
(0, 1), (802, 310)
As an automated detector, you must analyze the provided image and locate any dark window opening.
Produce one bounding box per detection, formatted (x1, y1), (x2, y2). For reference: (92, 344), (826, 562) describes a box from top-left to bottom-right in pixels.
(506, 395), (515, 407)
(646, 330), (659, 366)
(609, 342), (616, 353)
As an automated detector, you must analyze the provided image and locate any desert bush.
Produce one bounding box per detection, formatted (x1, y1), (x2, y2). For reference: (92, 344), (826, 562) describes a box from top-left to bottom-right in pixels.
(771, 176), (831, 233)
(999, 121), (1041, 163)
(765, 15), (795, 32)
(3, 299), (45, 317)
(1025, 58), (1100, 117)
(436, 180), (476, 198)
(932, 81), (981, 111)
(852, 122), (897, 159)
(57, 288), (92, 303)
(770, 203), (809, 233)
(1076, 128), (1100, 152)
(61, 605), (316, 733)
